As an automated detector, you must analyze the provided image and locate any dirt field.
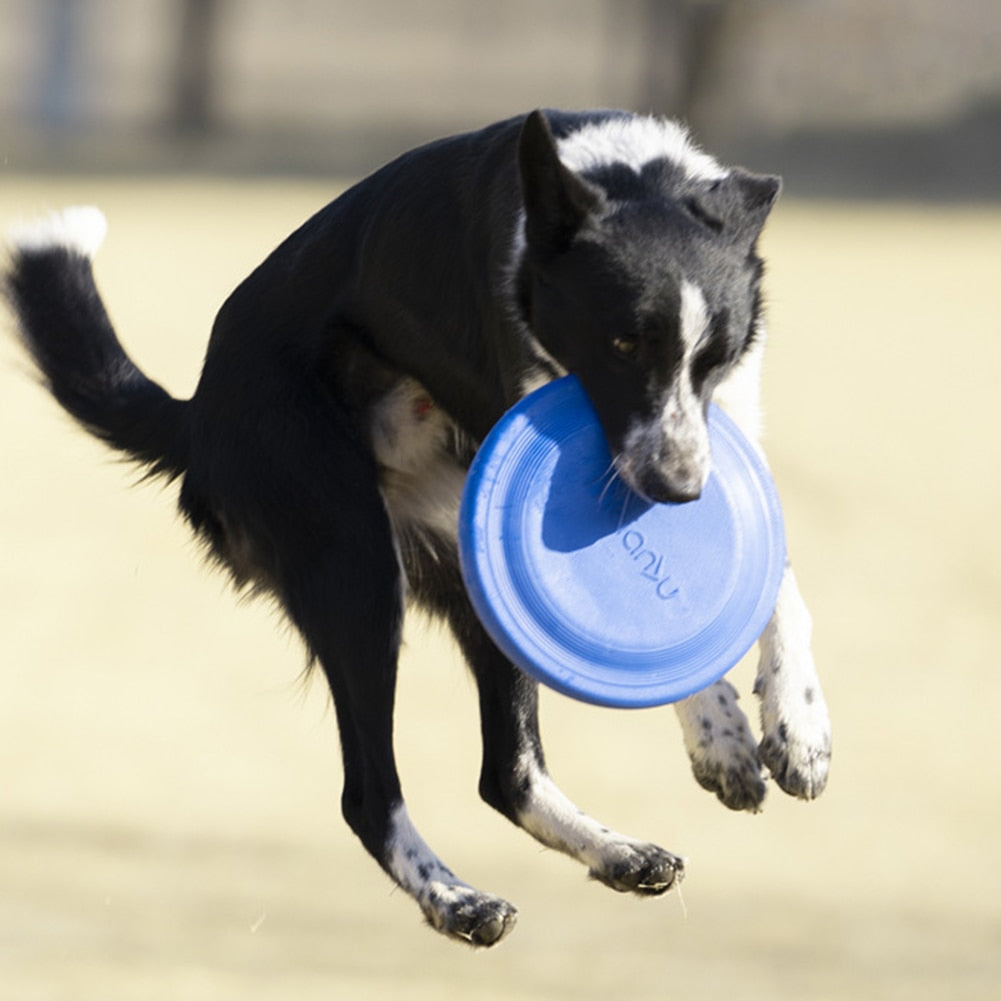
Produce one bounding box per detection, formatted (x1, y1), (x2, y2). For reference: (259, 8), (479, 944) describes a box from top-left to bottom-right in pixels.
(1, 177), (999, 1000)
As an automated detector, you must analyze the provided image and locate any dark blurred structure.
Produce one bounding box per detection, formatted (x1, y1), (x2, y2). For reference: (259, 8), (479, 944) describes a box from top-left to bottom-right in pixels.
(2, 0), (999, 198)
(170, 0), (224, 135)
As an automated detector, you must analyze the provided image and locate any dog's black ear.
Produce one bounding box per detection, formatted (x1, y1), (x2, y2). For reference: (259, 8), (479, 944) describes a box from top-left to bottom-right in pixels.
(688, 168), (781, 244)
(731, 168), (781, 237)
(519, 110), (602, 253)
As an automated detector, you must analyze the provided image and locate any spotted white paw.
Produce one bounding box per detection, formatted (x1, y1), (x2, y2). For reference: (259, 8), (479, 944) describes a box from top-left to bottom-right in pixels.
(675, 680), (767, 812)
(756, 663), (832, 800)
(753, 568), (832, 800)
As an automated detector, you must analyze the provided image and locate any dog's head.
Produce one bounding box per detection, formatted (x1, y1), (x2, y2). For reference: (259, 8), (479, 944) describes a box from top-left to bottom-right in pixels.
(515, 110), (779, 503)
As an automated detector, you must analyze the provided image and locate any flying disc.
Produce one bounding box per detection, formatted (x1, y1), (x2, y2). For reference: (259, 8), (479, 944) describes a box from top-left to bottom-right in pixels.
(458, 375), (786, 708)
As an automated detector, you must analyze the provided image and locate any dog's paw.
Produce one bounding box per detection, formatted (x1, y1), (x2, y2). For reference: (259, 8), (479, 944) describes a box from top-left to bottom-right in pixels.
(691, 747), (767, 812)
(755, 658), (832, 800)
(588, 841), (684, 896)
(759, 721), (831, 800)
(675, 680), (766, 812)
(420, 883), (518, 947)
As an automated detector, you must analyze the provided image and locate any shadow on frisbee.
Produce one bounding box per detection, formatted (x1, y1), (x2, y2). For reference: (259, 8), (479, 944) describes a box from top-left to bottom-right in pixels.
(537, 422), (654, 554)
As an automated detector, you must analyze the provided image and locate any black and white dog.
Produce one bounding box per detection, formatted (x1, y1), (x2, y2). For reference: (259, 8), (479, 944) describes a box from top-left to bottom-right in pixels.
(4, 110), (830, 946)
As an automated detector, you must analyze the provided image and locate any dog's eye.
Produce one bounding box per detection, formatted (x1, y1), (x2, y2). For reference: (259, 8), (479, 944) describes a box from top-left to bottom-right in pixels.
(611, 336), (639, 360)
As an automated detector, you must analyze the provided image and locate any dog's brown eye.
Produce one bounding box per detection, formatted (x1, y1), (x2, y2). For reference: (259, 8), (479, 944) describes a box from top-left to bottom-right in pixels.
(611, 336), (639, 360)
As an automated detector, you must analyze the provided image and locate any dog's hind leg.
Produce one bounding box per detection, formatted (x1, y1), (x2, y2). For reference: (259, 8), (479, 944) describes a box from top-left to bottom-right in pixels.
(290, 519), (516, 944)
(222, 397), (516, 947)
(413, 552), (684, 897)
(471, 623), (684, 894)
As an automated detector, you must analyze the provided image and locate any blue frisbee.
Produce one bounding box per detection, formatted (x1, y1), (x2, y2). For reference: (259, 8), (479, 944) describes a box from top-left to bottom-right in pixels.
(458, 376), (786, 708)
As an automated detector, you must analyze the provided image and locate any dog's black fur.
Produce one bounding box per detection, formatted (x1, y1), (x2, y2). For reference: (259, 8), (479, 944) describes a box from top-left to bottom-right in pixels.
(4, 110), (793, 946)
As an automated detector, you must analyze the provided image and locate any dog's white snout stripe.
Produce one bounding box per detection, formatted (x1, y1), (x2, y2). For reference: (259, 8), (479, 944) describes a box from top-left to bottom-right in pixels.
(679, 280), (710, 354)
(661, 281), (711, 487)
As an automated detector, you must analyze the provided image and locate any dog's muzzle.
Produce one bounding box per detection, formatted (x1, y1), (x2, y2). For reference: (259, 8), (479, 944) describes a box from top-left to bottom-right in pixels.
(616, 411), (711, 505)
(630, 460), (707, 504)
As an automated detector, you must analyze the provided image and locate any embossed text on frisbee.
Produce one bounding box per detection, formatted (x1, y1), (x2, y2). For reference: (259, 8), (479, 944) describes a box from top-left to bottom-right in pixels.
(620, 529), (680, 600)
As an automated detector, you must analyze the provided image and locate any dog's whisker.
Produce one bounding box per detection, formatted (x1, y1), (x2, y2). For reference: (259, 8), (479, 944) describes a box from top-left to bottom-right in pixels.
(618, 487), (633, 532)
(596, 460), (621, 507)
(673, 878), (688, 921)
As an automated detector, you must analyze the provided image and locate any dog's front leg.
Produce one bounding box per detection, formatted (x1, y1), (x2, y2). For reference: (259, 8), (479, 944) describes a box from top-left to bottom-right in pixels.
(711, 338), (830, 801)
(673, 680), (767, 811)
(753, 566), (831, 798)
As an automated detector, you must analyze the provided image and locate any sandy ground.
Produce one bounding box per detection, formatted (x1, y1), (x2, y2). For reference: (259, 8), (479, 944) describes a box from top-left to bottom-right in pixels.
(1, 177), (999, 1000)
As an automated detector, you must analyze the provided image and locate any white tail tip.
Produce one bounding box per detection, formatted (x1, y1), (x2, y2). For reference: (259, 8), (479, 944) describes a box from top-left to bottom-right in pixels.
(7, 205), (108, 259)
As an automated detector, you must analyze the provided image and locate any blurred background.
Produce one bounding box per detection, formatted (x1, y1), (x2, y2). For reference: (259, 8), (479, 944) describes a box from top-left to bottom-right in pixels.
(2, 0), (1000, 196)
(2, 3), (1000, 1001)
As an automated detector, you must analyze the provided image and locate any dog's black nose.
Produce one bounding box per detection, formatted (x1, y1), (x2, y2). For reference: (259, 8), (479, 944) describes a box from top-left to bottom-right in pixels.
(656, 484), (703, 505)
(637, 473), (702, 505)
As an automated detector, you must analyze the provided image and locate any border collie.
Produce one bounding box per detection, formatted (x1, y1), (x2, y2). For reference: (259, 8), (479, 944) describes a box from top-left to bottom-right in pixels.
(3, 109), (830, 946)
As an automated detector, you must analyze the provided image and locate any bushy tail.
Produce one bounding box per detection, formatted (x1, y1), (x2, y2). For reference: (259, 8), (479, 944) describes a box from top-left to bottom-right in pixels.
(3, 207), (189, 479)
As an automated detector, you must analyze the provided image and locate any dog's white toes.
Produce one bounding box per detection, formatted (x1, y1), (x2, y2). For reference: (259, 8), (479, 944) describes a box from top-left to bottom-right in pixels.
(589, 842), (684, 896)
(759, 725), (831, 800)
(421, 883), (518, 947)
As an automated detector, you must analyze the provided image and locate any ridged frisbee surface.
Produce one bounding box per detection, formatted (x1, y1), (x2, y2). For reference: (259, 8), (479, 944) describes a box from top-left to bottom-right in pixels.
(458, 376), (786, 708)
